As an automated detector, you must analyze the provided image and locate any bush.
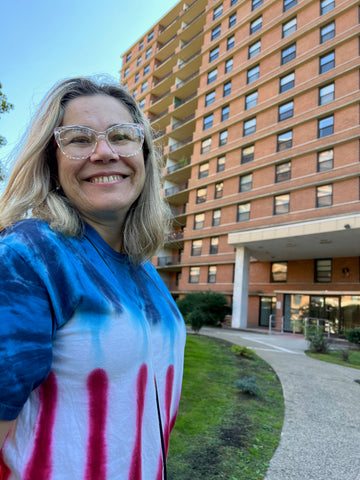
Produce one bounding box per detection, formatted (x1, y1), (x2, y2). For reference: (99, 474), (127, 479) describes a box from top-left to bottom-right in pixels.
(306, 327), (329, 353)
(176, 292), (231, 331)
(235, 376), (261, 396)
(188, 308), (207, 333)
(231, 345), (255, 358)
(344, 328), (360, 345)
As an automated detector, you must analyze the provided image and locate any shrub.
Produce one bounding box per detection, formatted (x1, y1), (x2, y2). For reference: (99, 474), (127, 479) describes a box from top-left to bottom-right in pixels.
(188, 308), (207, 333)
(176, 291), (231, 329)
(231, 345), (255, 358)
(344, 328), (360, 345)
(235, 376), (261, 396)
(340, 349), (350, 362)
(306, 327), (329, 353)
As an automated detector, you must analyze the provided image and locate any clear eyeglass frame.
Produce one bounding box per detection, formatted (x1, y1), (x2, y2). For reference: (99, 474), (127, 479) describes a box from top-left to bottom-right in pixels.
(54, 123), (145, 160)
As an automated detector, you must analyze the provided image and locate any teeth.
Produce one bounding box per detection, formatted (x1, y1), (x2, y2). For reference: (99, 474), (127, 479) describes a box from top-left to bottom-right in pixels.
(89, 175), (123, 183)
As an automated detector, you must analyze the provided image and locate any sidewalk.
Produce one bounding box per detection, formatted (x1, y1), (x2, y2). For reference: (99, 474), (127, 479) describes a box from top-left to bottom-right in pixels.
(198, 327), (360, 480)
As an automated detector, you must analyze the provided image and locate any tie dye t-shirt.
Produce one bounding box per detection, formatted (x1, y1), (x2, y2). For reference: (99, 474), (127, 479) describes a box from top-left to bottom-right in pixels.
(0, 219), (186, 480)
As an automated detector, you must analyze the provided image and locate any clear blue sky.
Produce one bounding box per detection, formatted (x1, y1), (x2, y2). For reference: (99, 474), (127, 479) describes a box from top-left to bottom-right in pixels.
(0, 0), (179, 171)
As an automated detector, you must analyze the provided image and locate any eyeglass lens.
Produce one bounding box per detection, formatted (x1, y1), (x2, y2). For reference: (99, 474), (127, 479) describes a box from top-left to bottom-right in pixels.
(57, 124), (144, 159)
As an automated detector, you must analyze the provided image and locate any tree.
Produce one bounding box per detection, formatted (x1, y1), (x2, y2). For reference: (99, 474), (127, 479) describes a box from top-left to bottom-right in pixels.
(0, 82), (14, 180)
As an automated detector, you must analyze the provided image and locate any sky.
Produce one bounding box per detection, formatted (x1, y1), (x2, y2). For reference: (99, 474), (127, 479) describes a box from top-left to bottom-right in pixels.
(0, 0), (179, 173)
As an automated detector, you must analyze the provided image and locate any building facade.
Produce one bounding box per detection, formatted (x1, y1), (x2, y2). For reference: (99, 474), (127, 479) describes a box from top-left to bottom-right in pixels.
(120, 0), (360, 333)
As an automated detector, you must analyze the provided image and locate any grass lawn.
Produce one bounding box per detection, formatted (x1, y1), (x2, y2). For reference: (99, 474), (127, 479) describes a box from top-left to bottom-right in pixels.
(167, 334), (284, 480)
(306, 348), (360, 369)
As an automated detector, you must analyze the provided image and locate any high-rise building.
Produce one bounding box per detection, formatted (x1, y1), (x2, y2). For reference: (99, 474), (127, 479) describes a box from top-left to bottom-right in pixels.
(121, 0), (360, 333)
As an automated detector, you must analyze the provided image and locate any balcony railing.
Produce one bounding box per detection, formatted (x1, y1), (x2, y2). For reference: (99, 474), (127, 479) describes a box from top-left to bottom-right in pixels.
(165, 182), (188, 196)
(167, 158), (190, 174)
(172, 113), (195, 129)
(176, 70), (199, 89)
(171, 204), (186, 216)
(151, 89), (171, 105)
(169, 136), (193, 152)
(166, 231), (184, 242)
(150, 108), (169, 123)
(157, 254), (182, 267)
(178, 50), (201, 69)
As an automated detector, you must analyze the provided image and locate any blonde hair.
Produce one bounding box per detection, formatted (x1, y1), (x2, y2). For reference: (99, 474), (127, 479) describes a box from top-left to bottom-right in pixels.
(0, 77), (171, 263)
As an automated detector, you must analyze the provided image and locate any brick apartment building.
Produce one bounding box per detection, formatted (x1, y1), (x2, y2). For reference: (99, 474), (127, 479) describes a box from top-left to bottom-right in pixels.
(120, 0), (360, 333)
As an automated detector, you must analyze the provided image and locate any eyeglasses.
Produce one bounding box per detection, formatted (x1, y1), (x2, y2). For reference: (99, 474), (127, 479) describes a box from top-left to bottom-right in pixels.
(54, 123), (145, 160)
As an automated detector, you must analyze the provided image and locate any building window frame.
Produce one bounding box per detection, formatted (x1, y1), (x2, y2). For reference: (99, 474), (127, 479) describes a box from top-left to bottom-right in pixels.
(237, 203), (251, 222)
(213, 4), (223, 20)
(277, 130), (293, 151)
(194, 213), (205, 230)
(249, 40), (261, 59)
(275, 161), (291, 182)
(211, 24), (221, 41)
(219, 130), (228, 146)
(274, 193), (290, 215)
(319, 83), (335, 105)
(208, 266), (217, 284)
(278, 100), (294, 121)
(252, 0), (263, 10)
(243, 117), (256, 136)
(282, 17), (297, 38)
(189, 266), (200, 284)
(201, 137), (212, 154)
(205, 91), (216, 107)
(227, 35), (235, 50)
(221, 105), (230, 121)
(271, 262), (288, 282)
(245, 91), (258, 110)
(229, 13), (237, 28)
(198, 162), (209, 179)
(320, 0), (335, 15)
(203, 113), (214, 130)
(317, 149), (334, 172)
(250, 16), (262, 35)
(210, 237), (219, 255)
(241, 145), (255, 164)
(283, 0), (297, 12)
(247, 64), (260, 84)
(319, 51), (335, 74)
(281, 43), (296, 65)
(223, 80), (232, 97)
(315, 259), (332, 283)
(209, 46), (220, 62)
(320, 21), (335, 44)
(207, 68), (218, 84)
(212, 209), (221, 226)
(239, 173), (253, 192)
(191, 240), (202, 256)
(215, 182), (224, 199)
(318, 115), (334, 138)
(280, 72), (295, 93)
(316, 184), (333, 207)
(225, 57), (233, 74)
(217, 156), (225, 172)
(196, 187), (207, 204)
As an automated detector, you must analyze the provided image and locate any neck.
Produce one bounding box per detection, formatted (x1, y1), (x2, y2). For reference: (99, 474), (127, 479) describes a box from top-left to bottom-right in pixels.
(84, 218), (124, 252)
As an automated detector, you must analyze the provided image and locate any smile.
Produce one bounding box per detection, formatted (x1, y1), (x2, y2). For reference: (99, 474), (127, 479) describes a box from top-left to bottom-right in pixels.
(88, 175), (125, 184)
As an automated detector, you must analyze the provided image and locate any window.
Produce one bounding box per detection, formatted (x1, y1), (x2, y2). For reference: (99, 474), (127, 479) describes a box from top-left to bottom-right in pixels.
(215, 182), (224, 199)
(280, 72), (295, 92)
(212, 209), (221, 226)
(217, 156), (225, 172)
(194, 213), (205, 229)
(210, 237), (219, 255)
(320, 51), (335, 73)
(126, 52), (131, 62)
(275, 161), (291, 182)
(317, 149), (333, 172)
(231, 0), (238, 5)
(196, 187), (207, 204)
(241, 145), (254, 163)
(252, 0), (263, 9)
(278, 100), (294, 121)
(147, 31), (154, 42)
(135, 72), (140, 83)
(124, 67), (129, 78)
(199, 162), (209, 179)
(281, 43), (296, 64)
(316, 184), (333, 207)
(250, 16), (262, 34)
(243, 118), (256, 136)
(239, 173), (253, 192)
(201, 138), (211, 154)
(223, 81), (232, 96)
(274, 194), (290, 214)
(141, 81), (147, 93)
(320, 22), (335, 43)
(205, 91), (216, 107)
(191, 240), (202, 256)
(225, 58), (233, 74)
(143, 65), (150, 75)
(247, 65), (260, 84)
(245, 91), (258, 110)
(237, 203), (250, 222)
(249, 40), (261, 59)
(137, 57), (142, 67)
(211, 25), (221, 41)
(229, 13), (236, 28)
(219, 130), (228, 146)
(133, 88), (137, 98)
(318, 115), (334, 138)
(139, 99), (145, 109)
(189, 266), (200, 284)
(213, 4), (223, 20)
(315, 259), (332, 282)
(271, 262), (288, 282)
(277, 130), (293, 151)
(282, 17), (297, 38)
(207, 68), (218, 84)
(221, 105), (230, 121)
(321, 0), (335, 15)
(203, 113), (214, 130)
(283, 0), (297, 12)
(145, 47), (152, 59)
(319, 83), (334, 105)
(208, 266), (217, 283)
(139, 40), (144, 50)
(209, 46), (219, 62)
(227, 35), (235, 50)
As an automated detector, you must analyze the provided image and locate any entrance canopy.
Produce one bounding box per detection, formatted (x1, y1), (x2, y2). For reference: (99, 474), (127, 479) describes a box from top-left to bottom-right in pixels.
(228, 214), (360, 261)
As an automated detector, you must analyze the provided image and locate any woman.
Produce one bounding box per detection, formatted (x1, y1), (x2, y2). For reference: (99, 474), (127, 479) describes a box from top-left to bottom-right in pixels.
(0, 77), (186, 480)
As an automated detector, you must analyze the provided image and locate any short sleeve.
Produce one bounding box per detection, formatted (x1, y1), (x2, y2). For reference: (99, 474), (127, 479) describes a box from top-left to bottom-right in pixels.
(0, 243), (54, 420)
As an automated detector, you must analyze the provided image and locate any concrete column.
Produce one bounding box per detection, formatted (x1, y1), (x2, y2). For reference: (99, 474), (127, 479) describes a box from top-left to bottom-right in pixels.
(232, 246), (250, 329)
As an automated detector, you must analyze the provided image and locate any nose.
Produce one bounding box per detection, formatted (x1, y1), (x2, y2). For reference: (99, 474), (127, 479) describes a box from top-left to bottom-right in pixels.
(90, 135), (118, 163)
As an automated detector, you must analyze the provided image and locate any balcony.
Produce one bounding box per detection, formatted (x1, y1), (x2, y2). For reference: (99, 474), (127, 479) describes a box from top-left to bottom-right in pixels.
(166, 231), (184, 243)
(165, 182), (188, 197)
(167, 158), (190, 174)
(157, 254), (182, 267)
(172, 113), (195, 130)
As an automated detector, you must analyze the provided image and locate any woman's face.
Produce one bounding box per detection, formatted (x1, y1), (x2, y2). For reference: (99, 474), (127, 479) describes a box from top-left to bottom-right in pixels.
(56, 94), (146, 230)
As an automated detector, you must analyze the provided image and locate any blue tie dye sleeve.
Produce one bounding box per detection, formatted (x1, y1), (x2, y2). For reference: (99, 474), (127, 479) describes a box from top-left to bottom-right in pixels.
(0, 243), (54, 420)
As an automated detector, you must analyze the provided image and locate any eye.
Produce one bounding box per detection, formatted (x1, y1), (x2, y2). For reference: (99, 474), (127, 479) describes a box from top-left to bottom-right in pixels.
(109, 132), (128, 143)
(61, 129), (94, 146)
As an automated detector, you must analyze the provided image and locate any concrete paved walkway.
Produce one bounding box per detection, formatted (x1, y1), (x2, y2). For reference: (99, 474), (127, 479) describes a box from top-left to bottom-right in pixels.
(198, 327), (360, 480)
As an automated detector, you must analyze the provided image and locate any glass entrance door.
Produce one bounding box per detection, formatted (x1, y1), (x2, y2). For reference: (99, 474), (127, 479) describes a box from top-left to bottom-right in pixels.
(310, 295), (340, 333)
